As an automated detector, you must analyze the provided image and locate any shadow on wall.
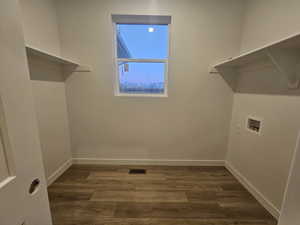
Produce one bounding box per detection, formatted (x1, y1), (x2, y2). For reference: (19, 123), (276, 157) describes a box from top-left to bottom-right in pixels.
(27, 53), (77, 82)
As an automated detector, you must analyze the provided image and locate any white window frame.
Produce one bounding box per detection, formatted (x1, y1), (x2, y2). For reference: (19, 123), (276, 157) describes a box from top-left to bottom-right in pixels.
(112, 15), (171, 97)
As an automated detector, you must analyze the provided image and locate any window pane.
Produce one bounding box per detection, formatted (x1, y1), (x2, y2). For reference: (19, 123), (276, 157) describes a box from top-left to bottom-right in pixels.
(118, 62), (165, 94)
(117, 24), (168, 59)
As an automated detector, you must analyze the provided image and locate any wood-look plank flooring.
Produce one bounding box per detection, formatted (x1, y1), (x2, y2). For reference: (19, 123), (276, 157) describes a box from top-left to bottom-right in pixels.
(48, 165), (277, 225)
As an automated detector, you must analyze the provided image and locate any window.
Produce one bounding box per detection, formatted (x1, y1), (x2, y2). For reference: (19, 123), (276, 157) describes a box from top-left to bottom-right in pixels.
(112, 15), (171, 96)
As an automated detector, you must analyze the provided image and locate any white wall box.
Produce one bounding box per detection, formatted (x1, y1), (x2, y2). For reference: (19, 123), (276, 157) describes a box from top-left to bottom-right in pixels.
(246, 116), (263, 135)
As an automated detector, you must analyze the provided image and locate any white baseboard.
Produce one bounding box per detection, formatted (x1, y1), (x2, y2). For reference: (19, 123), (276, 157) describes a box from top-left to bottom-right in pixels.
(225, 161), (280, 219)
(72, 158), (225, 166)
(47, 159), (72, 186)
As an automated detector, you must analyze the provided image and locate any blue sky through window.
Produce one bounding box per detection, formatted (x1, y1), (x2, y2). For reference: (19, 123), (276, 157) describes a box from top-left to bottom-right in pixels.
(117, 24), (168, 94)
(117, 24), (168, 59)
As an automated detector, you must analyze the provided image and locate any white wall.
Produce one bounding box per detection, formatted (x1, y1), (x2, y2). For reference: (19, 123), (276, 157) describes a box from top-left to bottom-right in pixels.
(240, 0), (300, 53)
(227, 0), (300, 216)
(278, 132), (300, 225)
(227, 94), (300, 214)
(31, 80), (71, 180)
(19, 0), (72, 182)
(20, 0), (61, 55)
(55, 0), (245, 163)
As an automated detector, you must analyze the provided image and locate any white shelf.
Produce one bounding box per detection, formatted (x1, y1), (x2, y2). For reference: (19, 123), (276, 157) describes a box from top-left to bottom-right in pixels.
(26, 45), (80, 66)
(26, 46), (91, 74)
(213, 32), (300, 91)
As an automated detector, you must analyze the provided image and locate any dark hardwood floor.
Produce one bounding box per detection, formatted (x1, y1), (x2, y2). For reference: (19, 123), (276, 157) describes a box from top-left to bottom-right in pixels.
(48, 165), (277, 225)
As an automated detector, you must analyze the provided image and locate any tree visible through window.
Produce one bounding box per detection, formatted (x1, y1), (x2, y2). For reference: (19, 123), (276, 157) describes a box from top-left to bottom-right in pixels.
(115, 23), (169, 95)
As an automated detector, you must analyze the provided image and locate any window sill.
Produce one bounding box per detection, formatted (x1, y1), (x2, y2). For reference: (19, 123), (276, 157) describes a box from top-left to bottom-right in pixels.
(115, 93), (168, 98)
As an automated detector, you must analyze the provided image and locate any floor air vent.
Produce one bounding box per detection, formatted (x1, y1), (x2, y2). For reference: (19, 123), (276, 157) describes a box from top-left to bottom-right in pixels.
(129, 169), (146, 174)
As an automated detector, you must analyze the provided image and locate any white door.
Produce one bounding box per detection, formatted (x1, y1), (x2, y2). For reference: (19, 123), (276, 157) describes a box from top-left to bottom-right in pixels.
(0, 0), (52, 225)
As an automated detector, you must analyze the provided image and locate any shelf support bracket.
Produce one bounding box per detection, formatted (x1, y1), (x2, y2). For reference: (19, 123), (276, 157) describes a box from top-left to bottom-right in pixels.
(215, 66), (238, 91)
(266, 48), (300, 89)
(209, 66), (219, 74)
